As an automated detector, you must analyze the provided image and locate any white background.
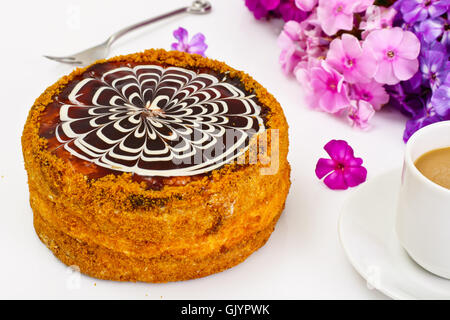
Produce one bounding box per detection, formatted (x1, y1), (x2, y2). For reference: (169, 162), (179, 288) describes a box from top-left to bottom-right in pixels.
(0, 0), (409, 299)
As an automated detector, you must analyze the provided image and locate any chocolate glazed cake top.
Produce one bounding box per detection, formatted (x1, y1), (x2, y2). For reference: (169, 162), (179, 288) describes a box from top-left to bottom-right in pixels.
(39, 61), (268, 188)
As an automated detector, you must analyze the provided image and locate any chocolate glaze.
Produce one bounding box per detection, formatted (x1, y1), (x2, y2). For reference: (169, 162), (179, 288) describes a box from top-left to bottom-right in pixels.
(39, 61), (269, 189)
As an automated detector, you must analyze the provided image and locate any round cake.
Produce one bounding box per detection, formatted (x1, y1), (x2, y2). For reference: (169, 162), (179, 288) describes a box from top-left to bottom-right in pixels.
(22, 49), (290, 282)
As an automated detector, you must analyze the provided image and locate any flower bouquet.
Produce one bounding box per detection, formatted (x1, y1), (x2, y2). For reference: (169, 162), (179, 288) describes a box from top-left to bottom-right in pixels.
(244, 0), (449, 141)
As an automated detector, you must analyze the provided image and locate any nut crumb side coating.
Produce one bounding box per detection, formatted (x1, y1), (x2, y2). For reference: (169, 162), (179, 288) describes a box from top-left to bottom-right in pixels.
(22, 49), (291, 282)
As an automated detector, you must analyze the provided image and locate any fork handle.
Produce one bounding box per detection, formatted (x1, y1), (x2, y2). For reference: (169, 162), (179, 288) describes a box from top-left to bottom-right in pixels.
(106, 1), (211, 47)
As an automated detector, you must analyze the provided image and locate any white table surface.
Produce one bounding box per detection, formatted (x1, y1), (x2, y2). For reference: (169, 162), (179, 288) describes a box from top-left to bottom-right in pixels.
(0, 0), (408, 299)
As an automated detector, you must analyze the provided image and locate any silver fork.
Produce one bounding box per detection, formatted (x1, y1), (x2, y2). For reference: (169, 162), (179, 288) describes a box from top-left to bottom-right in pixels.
(44, 0), (212, 66)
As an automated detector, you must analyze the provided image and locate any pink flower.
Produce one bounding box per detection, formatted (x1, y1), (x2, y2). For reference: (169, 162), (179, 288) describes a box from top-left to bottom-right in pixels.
(305, 61), (350, 113)
(353, 0), (374, 12)
(278, 21), (305, 75)
(295, 0), (317, 11)
(317, 0), (368, 36)
(351, 81), (390, 111)
(279, 46), (304, 75)
(299, 12), (330, 58)
(278, 16), (330, 75)
(347, 100), (375, 130)
(315, 140), (368, 190)
(363, 27), (421, 85)
(326, 34), (377, 83)
(360, 5), (397, 39)
(294, 56), (322, 85)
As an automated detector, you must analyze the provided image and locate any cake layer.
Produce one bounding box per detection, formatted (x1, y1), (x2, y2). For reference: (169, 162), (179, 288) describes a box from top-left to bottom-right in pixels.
(34, 208), (281, 282)
(28, 162), (290, 256)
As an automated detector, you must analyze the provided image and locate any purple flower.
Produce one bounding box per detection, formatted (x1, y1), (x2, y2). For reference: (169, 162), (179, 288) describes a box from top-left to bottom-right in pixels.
(171, 27), (207, 57)
(277, 0), (308, 22)
(245, 0), (280, 19)
(315, 140), (367, 190)
(400, 0), (449, 24)
(386, 81), (425, 117)
(431, 73), (450, 118)
(419, 46), (449, 89)
(403, 100), (443, 141)
(401, 73), (450, 142)
(416, 17), (449, 43)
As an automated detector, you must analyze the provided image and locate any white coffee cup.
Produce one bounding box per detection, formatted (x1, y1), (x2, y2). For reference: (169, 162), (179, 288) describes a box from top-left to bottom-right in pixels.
(396, 120), (450, 279)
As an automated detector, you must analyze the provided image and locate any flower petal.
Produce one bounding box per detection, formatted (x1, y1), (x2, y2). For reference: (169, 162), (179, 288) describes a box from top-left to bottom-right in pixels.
(393, 57), (419, 81)
(327, 37), (345, 71)
(324, 170), (348, 190)
(397, 30), (421, 60)
(365, 28), (404, 57)
(324, 139), (350, 162)
(357, 46), (378, 79)
(295, 0), (317, 11)
(346, 156), (363, 167)
(260, 0), (280, 10)
(341, 34), (363, 58)
(347, 100), (375, 130)
(188, 33), (208, 56)
(171, 42), (182, 51)
(173, 27), (188, 43)
(343, 166), (367, 187)
(315, 158), (337, 179)
(189, 33), (206, 47)
(374, 60), (398, 85)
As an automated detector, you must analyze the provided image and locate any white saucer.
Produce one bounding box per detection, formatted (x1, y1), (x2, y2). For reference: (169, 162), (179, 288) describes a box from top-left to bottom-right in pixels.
(338, 169), (450, 300)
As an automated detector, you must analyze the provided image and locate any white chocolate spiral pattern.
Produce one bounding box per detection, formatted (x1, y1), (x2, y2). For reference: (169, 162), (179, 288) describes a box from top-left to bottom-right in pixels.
(56, 65), (265, 176)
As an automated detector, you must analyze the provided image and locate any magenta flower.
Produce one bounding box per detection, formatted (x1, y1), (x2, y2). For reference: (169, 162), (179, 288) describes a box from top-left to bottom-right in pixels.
(277, 0), (308, 22)
(363, 27), (421, 85)
(171, 27), (207, 56)
(347, 100), (375, 130)
(307, 61), (350, 113)
(295, 0), (317, 11)
(245, 0), (280, 19)
(317, 0), (369, 36)
(315, 140), (367, 190)
(260, 0), (281, 10)
(351, 81), (390, 111)
(326, 34), (377, 83)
